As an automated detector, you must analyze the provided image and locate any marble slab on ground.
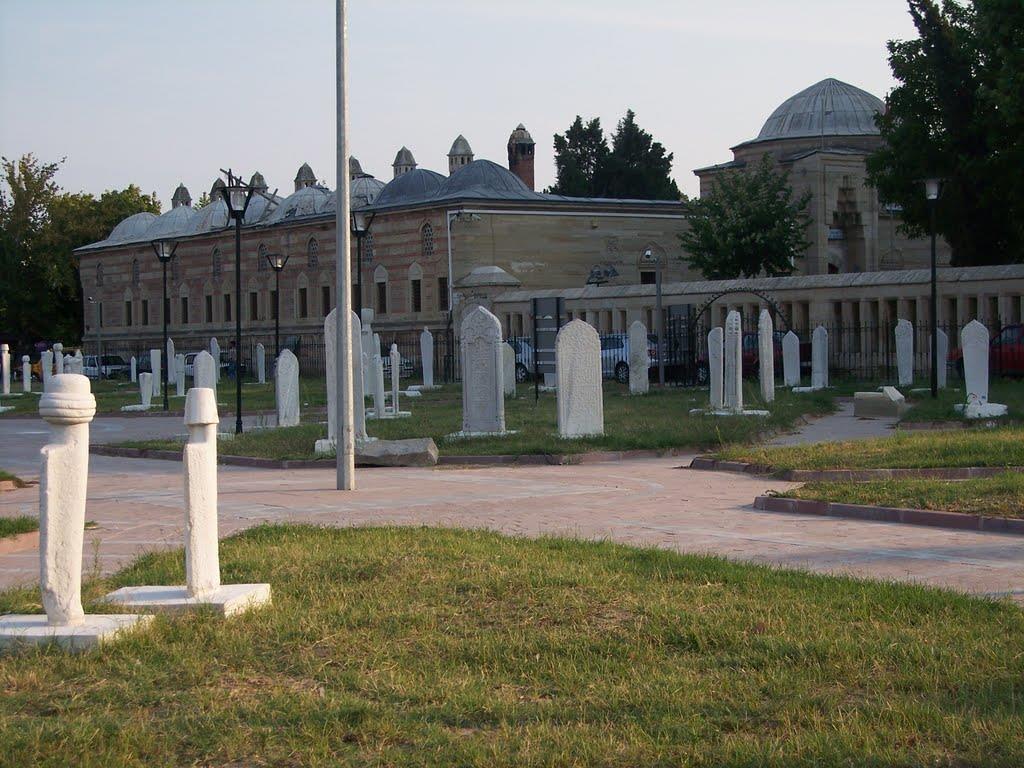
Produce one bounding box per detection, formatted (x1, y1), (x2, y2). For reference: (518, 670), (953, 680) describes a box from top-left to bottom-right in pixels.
(102, 583), (271, 617)
(0, 613), (154, 652)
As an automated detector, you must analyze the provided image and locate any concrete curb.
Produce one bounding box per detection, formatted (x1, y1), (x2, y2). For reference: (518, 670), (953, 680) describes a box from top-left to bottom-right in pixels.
(689, 456), (1024, 482)
(754, 494), (1024, 535)
(90, 445), (333, 470)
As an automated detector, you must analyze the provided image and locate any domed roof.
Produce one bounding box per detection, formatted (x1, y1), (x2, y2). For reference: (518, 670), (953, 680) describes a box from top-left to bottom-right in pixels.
(349, 156), (365, 178)
(244, 191), (282, 224)
(294, 163), (316, 184)
(508, 123), (534, 145)
(264, 185), (328, 224)
(448, 135), (473, 157)
(171, 183), (191, 209)
(392, 146), (416, 168)
(318, 175), (388, 214)
(193, 197), (229, 233)
(145, 204), (199, 240)
(249, 171), (268, 191)
(373, 168), (445, 207)
(107, 212), (158, 244)
(435, 159), (534, 199)
(752, 78), (884, 144)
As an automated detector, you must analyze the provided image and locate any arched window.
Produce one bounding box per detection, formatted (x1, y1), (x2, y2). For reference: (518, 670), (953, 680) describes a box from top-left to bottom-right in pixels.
(307, 237), (319, 269)
(212, 248), (222, 279)
(257, 243), (268, 272)
(95, 263), (104, 286)
(374, 264), (388, 315)
(421, 223), (434, 259)
(408, 262), (423, 314)
(131, 258), (140, 285)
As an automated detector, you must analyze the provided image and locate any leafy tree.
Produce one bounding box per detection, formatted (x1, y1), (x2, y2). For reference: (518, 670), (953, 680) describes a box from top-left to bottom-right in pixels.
(194, 191), (211, 209)
(548, 116), (610, 197)
(866, 0), (1024, 266)
(549, 110), (681, 200)
(679, 156), (812, 280)
(604, 110), (681, 201)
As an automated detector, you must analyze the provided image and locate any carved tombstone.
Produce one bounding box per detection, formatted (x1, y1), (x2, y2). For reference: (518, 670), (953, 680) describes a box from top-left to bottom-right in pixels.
(811, 325), (829, 389)
(138, 373), (153, 409)
(53, 343), (64, 374)
(935, 327), (948, 390)
(895, 319), (914, 387)
(275, 349), (300, 427)
(22, 355), (31, 393)
(372, 354), (386, 419)
(460, 306), (505, 434)
(421, 328), (435, 388)
(167, 338), (176, 384)
(390, 344), (402, 414)
(1, 343), (10, 395)
(724, 311), (743, 412)
(324, 310), (367, 440)
(256, 343), (266, 385)
(758, 309), (775, 403)
(351, 312), (367, 440)
(628, 321), (649, 395)
(150, 349), (161, 397)
(129, 355), (137, 383)
(556, 319), (604, 438)
(708, 327), (724, 410)
(176, 354), (186, 397)
(502, 342), (517, 397)
(42, 350), (54, 391)
(193, 350), (217, 395)
(360, 309), (375, 393)
(325, 309), (338, 441)
(210, 337), (221, 382)
(782, 331), (800, 387)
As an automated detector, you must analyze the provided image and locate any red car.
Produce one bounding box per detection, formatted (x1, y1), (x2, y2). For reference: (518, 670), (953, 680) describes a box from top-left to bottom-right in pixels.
(697, 331), (811, 382)
(949, 323), (1024, 377)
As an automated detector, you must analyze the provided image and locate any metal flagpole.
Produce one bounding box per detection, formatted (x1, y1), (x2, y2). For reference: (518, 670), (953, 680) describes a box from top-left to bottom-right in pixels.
(335, 0), (356, 489)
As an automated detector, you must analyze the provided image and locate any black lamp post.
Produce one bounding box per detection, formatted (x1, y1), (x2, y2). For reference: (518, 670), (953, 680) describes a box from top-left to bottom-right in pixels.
(221, 172), (253, 434)
(150, 237), (178, 411)
(266, 251), (290, 360)
(642, 247), (665, 386)
(924, 178), (942, 399)
(350, 210), (371, 317)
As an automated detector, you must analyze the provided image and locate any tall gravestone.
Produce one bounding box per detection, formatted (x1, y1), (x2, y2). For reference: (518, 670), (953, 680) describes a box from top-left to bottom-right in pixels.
(166, 338), (176, 384)
(193, 350), (217, 395)
(371, 353), (387, 419)
(628, 321), (649, 395)
(138, 373), (153, 409)
(460, 306), (506, 435)
(708, 327), (724, 410)
(175, 354), (186, 397)
(22, 356), (31, 393)
(390, 344), (402, 414)
(351, 313), (367, 440)
(150, 349), (161, 397)
(360, 309), (375, 393)
(556, 320), (604, 437)
(811, 325), (828, 390)
(502, 342), (516, 397)
(960, 319), (1007, 418)
(256, 343), (266, 384)
(41, 350), (54, 392)
(0, 374), (152, 650)
(71, 350), (84, 375)
(53, 343), (64, 374)
(420, 328), (435, 389)
(1, 343), (10, 395)
(758, 310), (775, 403)
(210, 338), (221, 382)
(724, 311), (743, 412)
(895, 319), (914, 387)
(782, 331), (800, 387)
(130, 355), (137, 383)
(325, 309), (338, 441)
(935, 328), (948, 390)
(275, 349), (300, 427)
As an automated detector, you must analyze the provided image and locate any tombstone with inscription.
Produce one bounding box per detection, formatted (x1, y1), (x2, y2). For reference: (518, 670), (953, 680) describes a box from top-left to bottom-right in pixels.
(957, 319), (1007, 418)
(210, 337), (221, 382)
(782, 331), (800, 387)
(724, 311), (743, 412)
(42, 350), (54, 392)
(275, 349), (300, 427)
(167, 338), (177, 384)
(708, 327), (724, 410)
(175, 354), (186, 397)
(256, 343), (266, 384)
(556, 319), (604, 438)
(150, 349), (161, 397)
(758, 310), (775, 403)
(457, 306), (507, 436)
(628, 321), (649, 395)
(502, 342), (516, 397)
(895, 319), (914, 387)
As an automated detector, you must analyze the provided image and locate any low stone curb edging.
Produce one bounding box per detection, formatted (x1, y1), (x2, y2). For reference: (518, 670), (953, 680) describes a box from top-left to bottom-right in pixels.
(90, 444), (333, 470)
(754, 494), (1024, 535)
(689, 456), (1024, 482)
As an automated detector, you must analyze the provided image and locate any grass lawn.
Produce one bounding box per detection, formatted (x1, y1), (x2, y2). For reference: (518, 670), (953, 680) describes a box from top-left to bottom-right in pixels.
(782, 472), (1024, 518)
(0, 469), (23, 485)
(898, 378), (1024, 423)
(0, 516), (37, 539)
(714, 426), (1024, 471)
(113, 382), (836, 459)
(1, 525), (1021, 767)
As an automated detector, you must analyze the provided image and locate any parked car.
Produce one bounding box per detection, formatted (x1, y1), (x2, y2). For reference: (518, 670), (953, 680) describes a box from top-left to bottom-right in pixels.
(381, 351), (414, 379)
(695, 331), (811, 383)
(183, 352), (235, 378)
(949, 323), (1024, 377)
(83, 354), (130, 379)
(507, 337), (535, 382)
(599, 333), (659, 384)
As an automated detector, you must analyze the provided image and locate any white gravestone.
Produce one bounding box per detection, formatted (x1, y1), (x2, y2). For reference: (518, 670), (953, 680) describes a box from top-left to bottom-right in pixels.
(193, 350), (217, 395)
(22, 356), (31, 393)
(459, 306), (507, 435)
(502, 342), (517, 397)
(895, 319), (914, 387)
(1, 343), (10, 395)
(708, 327), (724, 410)
(256, 343), (266, 384)
(350, 313), (368, 441)
(53, 343), (64, 374)
(104, 388), (271, 616)
(41, 350), (54, 392)
(419, 328), (436, 389)
(958, 320), (1007, 418)
(935, 328), (948, 390)
(320, 310), (373, 455)
(324, 309), (338, 439)
(389, 344), (409, 416)
(130, 355), (137, 383)
(371, 354), (387, 419)
(150, 349), (161, 397)
(275, 349), (300, 427)
(802, 325), (828, 390)
(121, 373), (154, 411)
(0, 375), (153, 650)
(724, 311), (743, 412)
(628, 321), (649, 395)
(758, 310), (775, 403)
(72, 350), (84, 375)
(782, 331), (800, 387)
(175, 354), (186, 398)
(210, 337), (221, 382)
(556, 320), (604, 438)
(360, 309), (375, 393)
(166, 338), (176, 384)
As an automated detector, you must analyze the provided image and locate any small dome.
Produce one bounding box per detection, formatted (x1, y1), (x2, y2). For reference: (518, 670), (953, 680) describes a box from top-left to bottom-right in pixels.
(352, 176), (386, 207)
(265, 185), (328, 224)
(753, 78), (884, 143)
(193, 197), (229, 233)
(373, 168), (445, 208)
(171, 183), (191, 209)
(508, 123), (534, 145)
(107, 212), (158, 244)
(448, 135), (473, 157)
(244, 190), (282, 225)
(349, 156), (366, 178)
(249, 171), (268, 191)
(145, 204), (199, 240)
(294, 162), (316, 184)
(436, 159), (532, 198)
(393, 146), (416, 168)
(209, 178), (226, 200)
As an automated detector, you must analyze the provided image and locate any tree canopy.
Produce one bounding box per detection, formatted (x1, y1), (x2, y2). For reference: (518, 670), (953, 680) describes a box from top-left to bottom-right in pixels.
(679, 155), (812, 280)
(548, 110), (681, 200)
(0, 154), (160, 345)
(866, 0), (1024, 266)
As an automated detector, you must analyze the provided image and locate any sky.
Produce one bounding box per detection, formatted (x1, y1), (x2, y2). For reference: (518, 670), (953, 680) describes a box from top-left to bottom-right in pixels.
(0, 1), (920, 209)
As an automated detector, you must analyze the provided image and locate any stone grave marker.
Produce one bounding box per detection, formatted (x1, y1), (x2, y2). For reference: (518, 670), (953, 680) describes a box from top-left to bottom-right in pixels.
(459, 306), (506, 435)
(758, 309), (775, 403)
(556, 319), (604, 438)
(895, 319), (914, 387)
(628, 321), (649, 395)
(275, 349), (300, 427)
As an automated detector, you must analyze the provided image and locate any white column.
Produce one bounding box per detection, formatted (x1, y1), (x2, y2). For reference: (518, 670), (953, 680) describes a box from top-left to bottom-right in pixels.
(184, 388), (220, 598)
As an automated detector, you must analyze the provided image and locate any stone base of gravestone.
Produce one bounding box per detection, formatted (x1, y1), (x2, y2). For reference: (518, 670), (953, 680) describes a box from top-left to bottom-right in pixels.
(119, 403), (156, 412)
(314, 435), (379, 456)
(0, 613), (154, 652)
(102, 584), (271, 618)
(407, 384), (441, 392)
(365, 407), (412, 420)
(791, 385), (827, 393)
(689, 408), (770, 417)
(854, 387), (909, 419)
(955, 401), (1008, 419)
(401, 390), (422, 398)
(446, 429), (517, 440)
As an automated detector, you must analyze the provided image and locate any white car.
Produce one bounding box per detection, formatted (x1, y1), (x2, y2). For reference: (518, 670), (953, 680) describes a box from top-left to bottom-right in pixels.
(83, 354), (130, 379)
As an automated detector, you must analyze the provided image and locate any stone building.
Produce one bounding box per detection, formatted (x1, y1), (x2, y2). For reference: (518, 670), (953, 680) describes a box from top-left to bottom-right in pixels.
(694, 77), (951, 274)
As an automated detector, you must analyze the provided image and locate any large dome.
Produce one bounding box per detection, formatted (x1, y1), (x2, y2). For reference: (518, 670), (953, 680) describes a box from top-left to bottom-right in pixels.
(435, 159), (533, 199)
(373, 168), (446, 208)
(144, 204), (198, 240)
(107, 212), (158, 244)
(753, 78), (884, 144)
(264, 185), (329, 224)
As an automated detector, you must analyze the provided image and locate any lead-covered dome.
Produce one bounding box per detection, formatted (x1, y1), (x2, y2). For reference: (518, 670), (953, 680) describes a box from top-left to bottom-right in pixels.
(107, 212), (158, 244)
(372, 168), (445, 208)
(435, 159), (535, 200)
(753, 78), (884, 144)
(145, 204), (199, 240)
(265, 185), (329, 224)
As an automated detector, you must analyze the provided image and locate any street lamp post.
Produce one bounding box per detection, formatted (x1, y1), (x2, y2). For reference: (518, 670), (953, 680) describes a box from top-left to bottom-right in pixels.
(266, 252), (290, 360)
(924, 178), (942, 399)
(221, 172), (254, 434)
(350, 210), (371, 317)
(150, 238), (178, 411)
(642, 248), (665, 386)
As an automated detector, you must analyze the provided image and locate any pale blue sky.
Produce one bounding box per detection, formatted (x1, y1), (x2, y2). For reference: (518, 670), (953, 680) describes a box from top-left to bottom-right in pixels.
(0, 1), (918, 207)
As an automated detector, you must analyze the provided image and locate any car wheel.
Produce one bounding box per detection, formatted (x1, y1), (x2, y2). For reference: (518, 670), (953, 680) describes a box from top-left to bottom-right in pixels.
(515, 363), (529, 383)
(615, 362), (629, 384)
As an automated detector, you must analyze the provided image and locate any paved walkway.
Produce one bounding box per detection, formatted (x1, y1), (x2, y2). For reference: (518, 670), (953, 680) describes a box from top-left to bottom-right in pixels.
(769, 399), (897, 446)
